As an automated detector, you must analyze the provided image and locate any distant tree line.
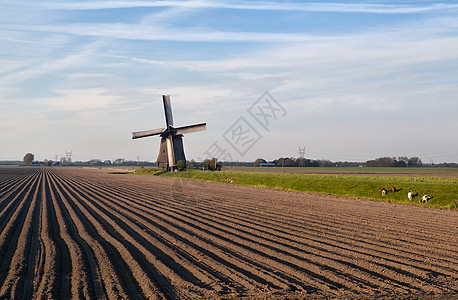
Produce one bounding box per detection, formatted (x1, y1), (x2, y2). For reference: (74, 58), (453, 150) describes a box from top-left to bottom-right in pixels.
(366, 156), (422, 168)
(250, 156), (427, 168)
(433, 162), (458, 168)
(11, 153), (456, 169)
(71, 159), (156, 167)
(19, 154), (156, 167)
(252, 157), (362, 168)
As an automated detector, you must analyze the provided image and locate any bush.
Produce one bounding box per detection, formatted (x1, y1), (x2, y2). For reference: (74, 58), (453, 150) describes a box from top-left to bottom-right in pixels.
(177, 160), (186, 171)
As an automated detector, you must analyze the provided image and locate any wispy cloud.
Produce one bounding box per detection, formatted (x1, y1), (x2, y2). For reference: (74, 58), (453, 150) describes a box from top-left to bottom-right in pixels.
(17, 1), (458, 14)
(3, 22), (328, 43)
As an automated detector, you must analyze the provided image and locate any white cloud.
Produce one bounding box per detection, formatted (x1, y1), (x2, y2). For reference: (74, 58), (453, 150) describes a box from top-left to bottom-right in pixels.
(0, 88), (117, 136)
(45, 88), (117, 110)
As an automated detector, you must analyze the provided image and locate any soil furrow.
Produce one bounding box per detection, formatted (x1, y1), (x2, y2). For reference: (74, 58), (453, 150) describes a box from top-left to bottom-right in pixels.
(56, 172), (269, 296)
(50, 171), (126, 299)
(170, 195), (458, 279)
(0, 171), (42, 298)
(62, 174), (298, 295)
(168, 188), (458, 268)
(0, 168), (456, 299)
(47, 172), (102, 299)
(64, 176), (219, 296)
(0, 171), (41, 234)
(38, 171), (71, 299)
(52, 171), (168, 299)
(89, 184), (347, 294)
(87, 176), (457, 284)
(66, 171), (458, 295)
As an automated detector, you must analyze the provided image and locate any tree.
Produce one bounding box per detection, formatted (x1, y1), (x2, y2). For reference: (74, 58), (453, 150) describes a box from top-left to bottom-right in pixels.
(393, 160), (407, 167)
(319, 159), (334, 167)
(408, 157), (422, 167)
(274, 157), (297, 167)
(366, 160), (377, 167)
(254, 158), (266, 167)
(365, 157), (393, 167)
(378, 157), (394, 167)
(186, 159), (195, 169)
(398, 156), (409, 164)
(23, 153), (34, 166)
(204, 159), (215, 170)
(205, 159), (222, 171)
(297, 157), (307, 167)
(284, 157), (297, 167)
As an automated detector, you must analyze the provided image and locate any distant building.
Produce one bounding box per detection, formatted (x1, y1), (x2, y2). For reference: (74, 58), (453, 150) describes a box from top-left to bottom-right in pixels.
(260, 162), (277, 167)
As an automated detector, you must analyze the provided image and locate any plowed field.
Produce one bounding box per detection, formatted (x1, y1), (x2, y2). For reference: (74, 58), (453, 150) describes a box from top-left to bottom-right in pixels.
(0, 167), (456, 299)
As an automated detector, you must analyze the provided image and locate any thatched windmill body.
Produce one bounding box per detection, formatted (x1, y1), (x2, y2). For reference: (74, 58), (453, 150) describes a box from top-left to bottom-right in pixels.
(133, 95), (206, 171)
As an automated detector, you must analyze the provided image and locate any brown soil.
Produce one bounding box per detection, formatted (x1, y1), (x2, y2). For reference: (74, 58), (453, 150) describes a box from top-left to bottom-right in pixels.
(0, 167), (457, 299)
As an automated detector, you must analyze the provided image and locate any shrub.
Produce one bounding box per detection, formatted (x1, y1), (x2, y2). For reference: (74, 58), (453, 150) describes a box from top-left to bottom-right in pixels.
(177, 160), (186, 171)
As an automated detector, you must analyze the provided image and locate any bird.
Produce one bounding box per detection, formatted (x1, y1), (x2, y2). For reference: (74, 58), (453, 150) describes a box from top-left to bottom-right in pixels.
(419, 194), (431, 204)
(407, 190), (413, 201)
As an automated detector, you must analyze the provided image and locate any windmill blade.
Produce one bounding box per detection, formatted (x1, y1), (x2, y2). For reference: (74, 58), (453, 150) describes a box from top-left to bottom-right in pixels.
(132, 128), (164, 139)
(175, 123), (207, 135)
(162, 95), (174, 127)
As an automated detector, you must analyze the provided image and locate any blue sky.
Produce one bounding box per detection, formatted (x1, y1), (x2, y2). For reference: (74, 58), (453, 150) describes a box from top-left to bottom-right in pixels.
(1, 1), (458, 163)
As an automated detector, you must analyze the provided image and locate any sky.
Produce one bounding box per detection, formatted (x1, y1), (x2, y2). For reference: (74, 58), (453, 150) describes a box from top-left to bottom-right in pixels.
(1, 0), (458, 163)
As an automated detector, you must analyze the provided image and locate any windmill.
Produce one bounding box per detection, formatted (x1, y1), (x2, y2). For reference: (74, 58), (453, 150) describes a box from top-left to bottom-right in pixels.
(132, 95), (206, 171)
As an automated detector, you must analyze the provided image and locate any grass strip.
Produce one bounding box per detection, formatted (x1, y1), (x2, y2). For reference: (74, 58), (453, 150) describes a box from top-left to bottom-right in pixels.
(224, 166), (458, 174)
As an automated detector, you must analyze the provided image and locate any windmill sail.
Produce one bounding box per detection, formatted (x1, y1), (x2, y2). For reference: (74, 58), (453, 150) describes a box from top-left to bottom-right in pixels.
(162, 95), (174, 126)
(175, 123), (207, 135)
(132, 128), (164, 139)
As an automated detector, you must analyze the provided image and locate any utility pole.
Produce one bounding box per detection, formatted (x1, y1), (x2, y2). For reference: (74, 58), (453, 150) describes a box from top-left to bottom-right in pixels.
(65, 151), (72, 164)
(298, 146), (306, 158)
(298, 146), (306, 167)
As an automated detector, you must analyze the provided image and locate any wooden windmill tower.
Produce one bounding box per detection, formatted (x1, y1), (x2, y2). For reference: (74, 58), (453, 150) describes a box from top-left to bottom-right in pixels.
(132, 95), (206, 171)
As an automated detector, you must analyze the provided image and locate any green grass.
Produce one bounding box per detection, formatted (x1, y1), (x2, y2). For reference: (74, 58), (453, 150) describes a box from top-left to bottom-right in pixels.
(224, 166), (458, 174)
(152, 170), (458, 210)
